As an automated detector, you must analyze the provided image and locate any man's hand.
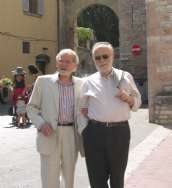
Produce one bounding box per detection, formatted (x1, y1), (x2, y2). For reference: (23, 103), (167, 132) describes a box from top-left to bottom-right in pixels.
(80, 108), (88, 118)
(39, 123), (53, 137)
(116, 89), (134, 107)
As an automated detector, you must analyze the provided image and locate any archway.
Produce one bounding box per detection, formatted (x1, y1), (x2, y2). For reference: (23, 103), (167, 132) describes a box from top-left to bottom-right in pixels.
(58, 0), (147, 103)
(77, 4), (119, 47)
(76, 4), (119, 76)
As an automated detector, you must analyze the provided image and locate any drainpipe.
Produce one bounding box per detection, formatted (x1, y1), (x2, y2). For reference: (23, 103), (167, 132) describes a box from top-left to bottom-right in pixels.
(57, 0), (60, 51)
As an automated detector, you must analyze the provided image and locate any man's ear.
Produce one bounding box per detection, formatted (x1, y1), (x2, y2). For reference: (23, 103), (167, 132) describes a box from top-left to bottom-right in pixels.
(56, 62), (59, 69)
(72, 63), (78, 73)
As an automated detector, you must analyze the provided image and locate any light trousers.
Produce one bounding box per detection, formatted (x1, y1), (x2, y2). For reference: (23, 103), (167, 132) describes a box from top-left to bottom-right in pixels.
(40, 127), (77, 188)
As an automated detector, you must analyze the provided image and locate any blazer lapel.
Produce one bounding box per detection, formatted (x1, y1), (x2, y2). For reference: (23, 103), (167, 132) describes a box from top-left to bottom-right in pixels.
(73, 77), (80, 119)
(50, 73), (59, 114)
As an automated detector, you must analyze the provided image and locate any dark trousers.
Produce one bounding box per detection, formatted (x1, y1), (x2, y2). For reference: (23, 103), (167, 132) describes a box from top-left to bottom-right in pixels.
(82, 121), (130, 188)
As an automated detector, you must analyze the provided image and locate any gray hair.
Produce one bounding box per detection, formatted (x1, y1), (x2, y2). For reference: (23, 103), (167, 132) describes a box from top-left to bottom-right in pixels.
(92, 42), (114, 56)
(56, 49), (79, 64)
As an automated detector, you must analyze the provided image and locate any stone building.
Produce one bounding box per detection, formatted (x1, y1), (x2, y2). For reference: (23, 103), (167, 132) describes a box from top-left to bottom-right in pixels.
(2, 0), (171, 124)
(58, 0), (147, 102)
(0, 0), (148, 99)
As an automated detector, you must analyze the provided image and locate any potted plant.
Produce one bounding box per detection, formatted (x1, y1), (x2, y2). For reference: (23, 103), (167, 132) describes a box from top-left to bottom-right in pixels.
(0, 77), (13, 98)
(76, 27), (93, 48)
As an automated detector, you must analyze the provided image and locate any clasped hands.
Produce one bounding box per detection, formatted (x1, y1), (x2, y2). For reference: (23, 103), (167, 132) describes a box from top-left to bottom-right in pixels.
(116, 88), (134, 107)
(38, 123), (53, 137)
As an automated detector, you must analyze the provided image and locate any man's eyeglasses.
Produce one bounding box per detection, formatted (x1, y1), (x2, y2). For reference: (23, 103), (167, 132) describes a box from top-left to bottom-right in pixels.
(94, 54), (109, 61)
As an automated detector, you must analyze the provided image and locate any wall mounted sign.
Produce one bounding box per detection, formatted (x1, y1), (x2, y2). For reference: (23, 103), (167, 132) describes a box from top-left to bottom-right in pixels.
(131, 44), (141, 56)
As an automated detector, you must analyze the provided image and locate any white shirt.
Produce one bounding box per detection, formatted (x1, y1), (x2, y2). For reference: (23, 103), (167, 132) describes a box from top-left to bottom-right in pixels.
(80, 68), (141, 122)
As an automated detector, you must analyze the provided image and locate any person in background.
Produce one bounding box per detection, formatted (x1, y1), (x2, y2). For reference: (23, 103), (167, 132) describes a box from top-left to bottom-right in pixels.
(78, 42), (141, 188)
(11, 67), (27, 113)
(27, 64), (40, 88)
(27, 49), (84, 188)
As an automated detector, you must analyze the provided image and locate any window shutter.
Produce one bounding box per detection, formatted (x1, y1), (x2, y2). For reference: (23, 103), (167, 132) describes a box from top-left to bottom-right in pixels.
(22, 0), (29, 12)
(38, 0), (44, 15)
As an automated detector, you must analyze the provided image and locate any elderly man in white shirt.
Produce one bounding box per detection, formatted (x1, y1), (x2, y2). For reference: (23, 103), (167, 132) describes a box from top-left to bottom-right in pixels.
(78, 42), (141, 188)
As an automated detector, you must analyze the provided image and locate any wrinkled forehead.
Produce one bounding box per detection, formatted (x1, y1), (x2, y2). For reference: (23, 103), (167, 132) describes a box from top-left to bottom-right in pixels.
(93, 46), (113, 55)
(59, 52), (74, 60)
(56, 49), (79, 64)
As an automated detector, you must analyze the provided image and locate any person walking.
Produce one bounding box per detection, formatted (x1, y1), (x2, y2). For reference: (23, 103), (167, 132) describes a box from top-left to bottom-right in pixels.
(78, 42), (141, 188)
(27, 49), (83, 188)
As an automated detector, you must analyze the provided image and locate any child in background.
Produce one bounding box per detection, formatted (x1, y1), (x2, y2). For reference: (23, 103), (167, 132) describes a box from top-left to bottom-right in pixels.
(11, 67), (26, 109)
(16, 95), (27, 126)
(11, 67), (27, 126)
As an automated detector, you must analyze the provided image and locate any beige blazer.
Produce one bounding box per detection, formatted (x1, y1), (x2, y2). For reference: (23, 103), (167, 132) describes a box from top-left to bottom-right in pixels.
(26, 73), (84, 156)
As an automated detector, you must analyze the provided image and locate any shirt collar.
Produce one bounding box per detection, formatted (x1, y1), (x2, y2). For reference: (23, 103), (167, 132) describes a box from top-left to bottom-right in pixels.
(57, 74), (74, 86)
(100, 69), (114, 79)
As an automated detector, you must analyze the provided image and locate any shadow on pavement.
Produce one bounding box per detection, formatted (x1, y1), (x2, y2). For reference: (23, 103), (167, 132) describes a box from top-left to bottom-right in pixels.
(0, 103), (10, 115)
(4, 122), (32, 129)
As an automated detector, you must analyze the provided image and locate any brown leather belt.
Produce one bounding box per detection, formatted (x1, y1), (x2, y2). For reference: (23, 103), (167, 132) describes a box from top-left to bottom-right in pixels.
(58, 122), (74, 126)
(89, 119), (128, 127)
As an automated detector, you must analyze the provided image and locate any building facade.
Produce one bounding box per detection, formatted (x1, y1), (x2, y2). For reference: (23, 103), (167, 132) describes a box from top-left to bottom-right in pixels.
(1, 0), (171, 124)
(0, 0), (58, 83)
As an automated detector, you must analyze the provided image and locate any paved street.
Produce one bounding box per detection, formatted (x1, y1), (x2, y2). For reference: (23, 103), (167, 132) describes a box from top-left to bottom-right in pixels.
(0, 104), (171, 188)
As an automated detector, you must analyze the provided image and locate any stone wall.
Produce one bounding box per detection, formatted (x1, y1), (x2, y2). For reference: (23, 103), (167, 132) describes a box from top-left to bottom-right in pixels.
(118, 0), (147, 80)
(118, 0), (147, 102)
(146, 0), (172, 123)
(155, 96), (172, 125)
(58, 0), (147, 100)
(59, 0), (147, 77)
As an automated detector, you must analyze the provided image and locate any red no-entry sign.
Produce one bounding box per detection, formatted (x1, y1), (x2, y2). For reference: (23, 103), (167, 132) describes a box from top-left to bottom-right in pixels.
(131, 44), (141, 56)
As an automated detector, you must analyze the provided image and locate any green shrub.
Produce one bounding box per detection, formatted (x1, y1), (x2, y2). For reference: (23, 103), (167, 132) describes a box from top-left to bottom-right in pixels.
(76, 27), (93, 43)
(0, 77), (13, 88)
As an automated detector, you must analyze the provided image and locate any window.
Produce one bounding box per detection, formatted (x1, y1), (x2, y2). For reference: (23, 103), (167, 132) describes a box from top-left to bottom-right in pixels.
(22, 41), (30, 54)
(29, 0), (38, 14)
(22, 0), (44, 16)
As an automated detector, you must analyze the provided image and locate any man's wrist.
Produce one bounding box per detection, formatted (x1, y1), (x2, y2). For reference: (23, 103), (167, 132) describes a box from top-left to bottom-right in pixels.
(128, 96), (134, 107)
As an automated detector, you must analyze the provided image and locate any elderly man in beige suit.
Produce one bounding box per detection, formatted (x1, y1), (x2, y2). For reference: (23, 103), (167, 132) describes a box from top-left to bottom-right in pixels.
(27, 49), (83, 188)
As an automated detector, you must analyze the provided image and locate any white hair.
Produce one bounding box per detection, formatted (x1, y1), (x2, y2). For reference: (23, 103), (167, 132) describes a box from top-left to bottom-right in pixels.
(56, 49), (79, 64)
(92, 42), (114, 56)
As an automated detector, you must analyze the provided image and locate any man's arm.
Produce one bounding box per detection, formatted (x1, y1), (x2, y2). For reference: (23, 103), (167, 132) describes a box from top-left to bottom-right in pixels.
(26, 77), (45, 130)
(117, 72), (142, 111)
(77, 79), (89, 134)
(127, 73), (142, 111)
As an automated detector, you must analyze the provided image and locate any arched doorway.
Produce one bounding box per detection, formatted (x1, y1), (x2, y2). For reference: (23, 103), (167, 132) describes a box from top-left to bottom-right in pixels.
(77, 4), (119, 47)
(76, 4), (119, 76)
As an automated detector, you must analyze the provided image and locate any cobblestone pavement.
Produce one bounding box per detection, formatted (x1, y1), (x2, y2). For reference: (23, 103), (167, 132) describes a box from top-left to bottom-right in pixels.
(0, 104), (171, 188)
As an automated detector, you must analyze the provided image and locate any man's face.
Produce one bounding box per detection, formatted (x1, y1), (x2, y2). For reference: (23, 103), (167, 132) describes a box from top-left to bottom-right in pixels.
(93, 46), (113, 75)
(56, 53), (77, 76)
